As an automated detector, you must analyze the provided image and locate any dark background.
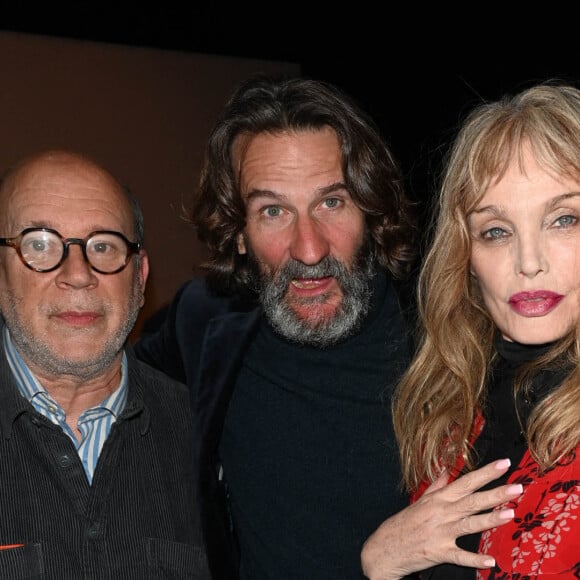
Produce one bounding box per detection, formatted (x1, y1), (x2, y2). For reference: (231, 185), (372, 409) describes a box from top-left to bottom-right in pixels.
(3, 3), (579, 218)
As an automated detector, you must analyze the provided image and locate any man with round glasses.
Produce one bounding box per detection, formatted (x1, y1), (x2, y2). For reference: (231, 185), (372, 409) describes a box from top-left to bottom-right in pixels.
(0, 149), (210, 578)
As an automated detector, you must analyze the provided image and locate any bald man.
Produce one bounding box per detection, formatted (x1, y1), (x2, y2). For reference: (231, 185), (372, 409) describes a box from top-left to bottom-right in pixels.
(0, 150), (209, 579)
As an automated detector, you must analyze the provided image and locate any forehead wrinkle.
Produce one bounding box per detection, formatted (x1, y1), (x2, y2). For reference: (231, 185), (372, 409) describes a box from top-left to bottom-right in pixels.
(244, 181), (347, 204)
(474, 190), (580, 218)
(546, 191), (580, 209)
(6, 191), (130, 234)
(471, 205), (504, 217)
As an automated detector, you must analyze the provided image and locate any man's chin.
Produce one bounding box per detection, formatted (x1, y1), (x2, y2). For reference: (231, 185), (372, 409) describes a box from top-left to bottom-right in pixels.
(288, 303), (340, 328)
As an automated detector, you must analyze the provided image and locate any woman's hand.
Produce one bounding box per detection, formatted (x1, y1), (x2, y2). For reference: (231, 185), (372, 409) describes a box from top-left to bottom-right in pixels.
(361, 458), (523, 580)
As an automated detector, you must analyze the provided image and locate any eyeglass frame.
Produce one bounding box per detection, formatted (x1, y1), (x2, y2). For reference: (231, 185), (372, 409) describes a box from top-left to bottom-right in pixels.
(0, 227), (142, 274)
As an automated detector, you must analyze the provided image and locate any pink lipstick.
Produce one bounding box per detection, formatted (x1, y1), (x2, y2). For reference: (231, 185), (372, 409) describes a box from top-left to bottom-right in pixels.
(508, 291), (564, 317)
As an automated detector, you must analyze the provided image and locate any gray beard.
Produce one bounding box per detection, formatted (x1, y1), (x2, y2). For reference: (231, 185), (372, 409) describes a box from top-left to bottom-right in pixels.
(249, 247), (375, 348)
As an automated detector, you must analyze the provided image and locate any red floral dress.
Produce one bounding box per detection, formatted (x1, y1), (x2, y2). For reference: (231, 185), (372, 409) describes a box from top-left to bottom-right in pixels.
(476, 445), (580, 579)
(411, 417), (580, 579)
(411, 339), (580, 578)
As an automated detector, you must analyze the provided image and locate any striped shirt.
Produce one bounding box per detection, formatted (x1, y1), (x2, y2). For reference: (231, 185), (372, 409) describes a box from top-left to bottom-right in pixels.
(3, 326), (127, 484)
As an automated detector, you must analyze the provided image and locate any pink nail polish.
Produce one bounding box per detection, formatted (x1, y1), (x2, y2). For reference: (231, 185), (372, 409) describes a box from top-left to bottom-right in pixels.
(498, 508), (515, 520)
(506, 484), (523, 496)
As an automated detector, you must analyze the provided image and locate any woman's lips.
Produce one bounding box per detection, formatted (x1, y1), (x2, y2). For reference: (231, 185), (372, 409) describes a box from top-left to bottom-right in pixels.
(508, 291), (564, 317)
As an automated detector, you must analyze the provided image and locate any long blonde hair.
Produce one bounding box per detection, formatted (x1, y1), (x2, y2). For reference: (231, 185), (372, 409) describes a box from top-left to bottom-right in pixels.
(393, 82), (580, 492)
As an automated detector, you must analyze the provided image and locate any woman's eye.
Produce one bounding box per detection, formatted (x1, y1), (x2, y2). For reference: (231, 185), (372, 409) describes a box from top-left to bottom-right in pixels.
(481, 226), (507, 240)
(554, 214), (577, 228)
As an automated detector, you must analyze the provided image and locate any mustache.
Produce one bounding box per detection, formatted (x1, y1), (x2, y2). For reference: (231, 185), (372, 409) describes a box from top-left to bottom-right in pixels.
(44, 302), (107, 316)
(272, 257), (349, 286)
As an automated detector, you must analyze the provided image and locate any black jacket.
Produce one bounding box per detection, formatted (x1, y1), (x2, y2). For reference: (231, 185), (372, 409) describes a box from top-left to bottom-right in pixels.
(136, 280), (260, 579)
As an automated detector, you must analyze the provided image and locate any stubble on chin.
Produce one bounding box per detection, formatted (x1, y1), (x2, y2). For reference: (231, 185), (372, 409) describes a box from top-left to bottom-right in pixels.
(2, 286), (143, 381)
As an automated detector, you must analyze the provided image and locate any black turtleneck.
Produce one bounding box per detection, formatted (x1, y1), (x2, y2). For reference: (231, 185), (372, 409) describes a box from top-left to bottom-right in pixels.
(218, 268), (411, 580)
(425, 335), (566, 580)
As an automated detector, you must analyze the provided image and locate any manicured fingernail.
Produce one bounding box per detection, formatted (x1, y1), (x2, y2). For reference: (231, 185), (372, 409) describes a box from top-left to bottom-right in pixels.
(498, 508), (515, 520)
(495, 458), (511, 470)
(482, 557), (495, 567)
(506, 484), (523, 496)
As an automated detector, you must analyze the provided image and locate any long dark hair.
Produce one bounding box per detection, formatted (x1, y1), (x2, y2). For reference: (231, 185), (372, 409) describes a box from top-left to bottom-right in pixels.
(189, 73), (417, 294)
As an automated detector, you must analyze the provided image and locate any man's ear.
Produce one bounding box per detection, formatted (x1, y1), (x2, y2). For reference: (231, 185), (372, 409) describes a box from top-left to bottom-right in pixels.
(237, 233), (247, 255)
(137, 250), (150, 307)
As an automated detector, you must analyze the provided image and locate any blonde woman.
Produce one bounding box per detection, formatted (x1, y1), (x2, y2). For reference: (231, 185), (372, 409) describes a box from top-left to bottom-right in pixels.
(363, 82), (580, 579)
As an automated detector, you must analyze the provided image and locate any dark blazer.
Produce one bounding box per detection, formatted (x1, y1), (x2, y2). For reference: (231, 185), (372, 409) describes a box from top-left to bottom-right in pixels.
(136, 280), (260, 580)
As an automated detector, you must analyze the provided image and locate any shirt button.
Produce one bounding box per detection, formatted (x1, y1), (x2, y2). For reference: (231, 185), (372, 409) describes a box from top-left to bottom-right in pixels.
(57, 453), (74, 468)
(48, 405), (58, 414)
(87, 524), (100, 540)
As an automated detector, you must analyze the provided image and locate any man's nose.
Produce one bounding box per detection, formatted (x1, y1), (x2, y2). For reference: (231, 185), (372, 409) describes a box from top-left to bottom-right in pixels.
(289, 216), (330, 265)
(55, 243), (96, 288)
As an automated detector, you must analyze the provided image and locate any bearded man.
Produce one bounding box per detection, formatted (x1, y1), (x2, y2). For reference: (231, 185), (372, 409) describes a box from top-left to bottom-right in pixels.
(135, 74), (418, 580)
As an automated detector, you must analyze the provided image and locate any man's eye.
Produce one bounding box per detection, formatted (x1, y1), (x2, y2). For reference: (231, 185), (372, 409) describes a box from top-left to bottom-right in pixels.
(263, 206), (282, 218)
(26, 238), (56, 253)
(93, 242), (112, 254)
(31, 240), (48, 252)
(323, 198), (341, 209)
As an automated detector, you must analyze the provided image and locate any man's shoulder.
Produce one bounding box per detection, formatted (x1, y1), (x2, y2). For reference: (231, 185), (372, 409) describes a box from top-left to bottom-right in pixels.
(128, 349), (189, 399)
(128, 356), (197, 427)
(175, 277), (259, 321)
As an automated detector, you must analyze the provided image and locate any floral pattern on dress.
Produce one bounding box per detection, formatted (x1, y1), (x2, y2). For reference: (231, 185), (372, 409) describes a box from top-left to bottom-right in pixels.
(476, 448), (580, 579)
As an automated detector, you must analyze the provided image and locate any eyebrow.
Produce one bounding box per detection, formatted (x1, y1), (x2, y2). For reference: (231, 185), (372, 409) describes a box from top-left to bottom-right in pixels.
(244, 181), (349, 204)
(472, 191), (580, 216)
